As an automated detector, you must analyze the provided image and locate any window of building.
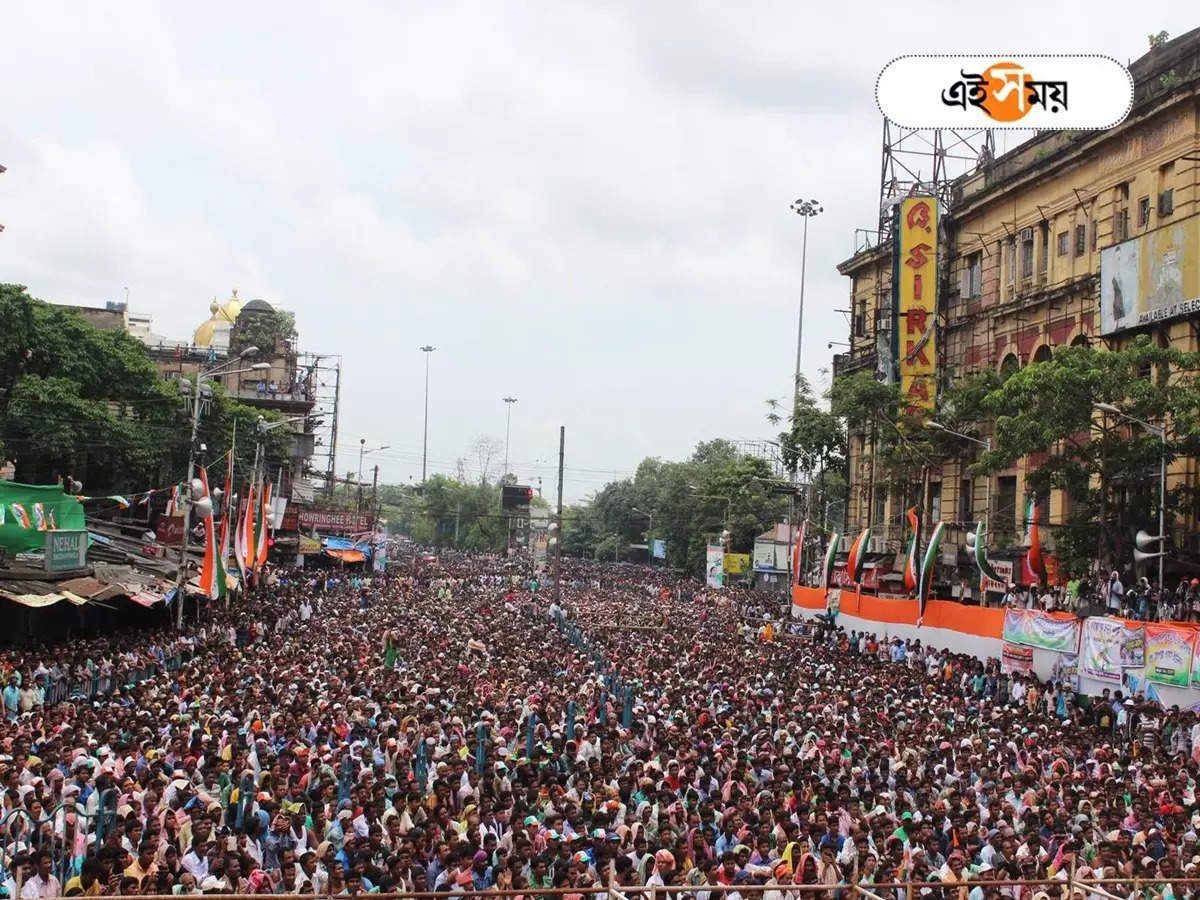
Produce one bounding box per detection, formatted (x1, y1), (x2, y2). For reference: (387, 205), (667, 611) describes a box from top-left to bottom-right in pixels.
(928, 482), (942, 522)
(1000, 353), (1019, 380)
(1138, 196), (1151, 227)
(959, 478), (972, 523)
(1057, 230), (1069, 256)
(1020, 230), (1034, 279)
(873, 487), (887, 530)
(1032, 345), (1052, 364)
(1115, 208), (1129, 242)
(1006, 239), (1016, 286)
(1091, 219), (1098, 250)
(1160, 188), (1174, 217)
(1075, 224), (1087, 256)
(1039, 222), (1050, 276)
(996, 476), (1018, 537)
(962, 252), (982, 298)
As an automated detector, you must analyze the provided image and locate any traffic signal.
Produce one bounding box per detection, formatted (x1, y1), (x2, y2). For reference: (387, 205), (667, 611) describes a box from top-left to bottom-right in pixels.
(502, 484), (534, 511)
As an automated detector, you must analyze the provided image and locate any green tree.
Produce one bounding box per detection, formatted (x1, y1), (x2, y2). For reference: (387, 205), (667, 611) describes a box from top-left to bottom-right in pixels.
(229, 309), (296, 357)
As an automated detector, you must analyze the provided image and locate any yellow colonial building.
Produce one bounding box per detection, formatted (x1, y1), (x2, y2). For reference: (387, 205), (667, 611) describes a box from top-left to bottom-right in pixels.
(835, 30), (1200, 590)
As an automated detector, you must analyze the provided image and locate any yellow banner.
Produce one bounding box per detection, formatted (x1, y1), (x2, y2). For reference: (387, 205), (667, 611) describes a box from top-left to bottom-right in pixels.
(724, 553), (750, 575)
(896, 196), (938, 414)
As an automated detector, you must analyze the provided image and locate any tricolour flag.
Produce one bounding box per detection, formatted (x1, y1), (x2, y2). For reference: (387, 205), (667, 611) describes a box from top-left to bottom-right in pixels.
(846, 527), (871, 584)
(792, 520), (807, 586)
(1022, 494), (1046, 586)
(217, 451), (232, 600)
(903, 507), (920, 593)
(10, 504), (31, 529)
(31, 503), (46, 531)
(197, 469), (219, 601)
(918, 520), (946, 626)
(254, 480), (272, 570)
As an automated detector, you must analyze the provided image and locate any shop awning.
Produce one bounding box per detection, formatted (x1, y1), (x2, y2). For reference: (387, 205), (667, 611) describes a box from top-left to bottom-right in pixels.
(325, 548), (366, 563)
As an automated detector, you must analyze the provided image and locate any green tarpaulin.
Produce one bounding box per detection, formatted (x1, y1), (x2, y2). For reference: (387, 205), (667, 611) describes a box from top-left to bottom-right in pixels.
(0, 481), (87, 555)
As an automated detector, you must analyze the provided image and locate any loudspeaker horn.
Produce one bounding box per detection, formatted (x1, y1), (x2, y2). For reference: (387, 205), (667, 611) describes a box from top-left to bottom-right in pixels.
(1135, 529), (1165, 551)
(1133, 547), (1167, 564)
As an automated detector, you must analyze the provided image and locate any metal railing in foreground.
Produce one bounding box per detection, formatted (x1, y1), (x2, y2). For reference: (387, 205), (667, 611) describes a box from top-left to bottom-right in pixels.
(74, 879), (1200, 900)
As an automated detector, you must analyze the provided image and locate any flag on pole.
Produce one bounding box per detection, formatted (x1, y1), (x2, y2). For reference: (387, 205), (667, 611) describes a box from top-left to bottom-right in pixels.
(792, 520), (807, 586)
(917, 520), (946, 626)
(235, 484), (253, 583)
(108, 495), (130, 509)
(9, 504), (31, 529)
(971, 520), (1003, 584)
(1022, 494), (1046, 586)
(821, 532), (840, 591)
(217, 451), (232, 599)
(254, 480), (271, 570)
(46, 508), (57, 530)
(197, 468), (219, 601)
(846, 527), (871, 584)
(32, 503), (46, 531)
(903, 506), (920, 593)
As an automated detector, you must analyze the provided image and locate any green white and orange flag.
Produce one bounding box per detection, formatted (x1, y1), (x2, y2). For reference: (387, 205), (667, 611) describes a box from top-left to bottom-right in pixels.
(846, 527), (871, 584)
(821, 532), (840, 591)
(216, 451), (232, 599)
(918, 520), (946, 626)
(254, 480), (272, 570)
(197, 468), (219, 601)
(903, 506), (920, 593)
(1022, 494), (1046, 586)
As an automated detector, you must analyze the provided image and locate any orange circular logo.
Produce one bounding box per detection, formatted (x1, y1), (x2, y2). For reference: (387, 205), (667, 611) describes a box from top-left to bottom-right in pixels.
(980, 61), (1033, 122)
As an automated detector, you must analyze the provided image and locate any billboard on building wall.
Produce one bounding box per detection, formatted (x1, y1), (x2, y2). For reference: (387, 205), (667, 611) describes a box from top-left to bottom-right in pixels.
(1100, 217), (1199, 335)
(893, 196), (939, 415)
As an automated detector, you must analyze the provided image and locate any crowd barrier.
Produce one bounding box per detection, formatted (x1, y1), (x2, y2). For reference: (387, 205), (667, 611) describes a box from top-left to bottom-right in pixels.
(40, 650), (192, 705)
(792, 584), (1200, 709)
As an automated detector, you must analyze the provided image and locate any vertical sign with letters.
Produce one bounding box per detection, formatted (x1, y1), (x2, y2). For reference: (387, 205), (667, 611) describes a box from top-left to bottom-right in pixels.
(893, 196), (938, 416)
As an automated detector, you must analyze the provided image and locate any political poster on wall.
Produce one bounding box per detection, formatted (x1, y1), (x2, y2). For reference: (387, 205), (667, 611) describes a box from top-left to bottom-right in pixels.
(1144, 623), (1196, 687)
(1002, 608), (1081, 653)
(1121, 623), (1146, 668)
(1052, 653), (1080, 692)
(1001, 642), (1034, 676)
(1081, 617), (1123, 682)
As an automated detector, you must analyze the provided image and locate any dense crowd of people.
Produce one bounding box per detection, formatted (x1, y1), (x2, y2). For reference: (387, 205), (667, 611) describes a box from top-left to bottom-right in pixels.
(1, 553), (1199, 900)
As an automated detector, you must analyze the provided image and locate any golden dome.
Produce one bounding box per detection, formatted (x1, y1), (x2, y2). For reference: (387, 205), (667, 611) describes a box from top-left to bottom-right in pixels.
(193, 289), (244, 347)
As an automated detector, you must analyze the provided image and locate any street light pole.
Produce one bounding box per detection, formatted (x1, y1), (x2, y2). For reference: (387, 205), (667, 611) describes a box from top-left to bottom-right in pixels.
(503, 397), (518, 479)
(926, 421), (991, 534)
(789, 198), (823, 411)
(1095, 402), (1168, 592)
(357, 440), (390, 515)
(420, 345), (435, 483)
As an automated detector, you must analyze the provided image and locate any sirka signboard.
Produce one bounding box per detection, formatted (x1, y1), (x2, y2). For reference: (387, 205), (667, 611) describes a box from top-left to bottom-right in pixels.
(295, 508), (373, 533)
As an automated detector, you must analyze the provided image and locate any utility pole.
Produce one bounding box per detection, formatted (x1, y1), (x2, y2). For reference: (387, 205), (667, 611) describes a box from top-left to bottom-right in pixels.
(420, 346), (435, 483)
(553, 426), (564, 603)
(454, 502), (461, 545)
(371, 464), (379, 529)
(503, 397), (518, 480)
(175, 377), (204, 631)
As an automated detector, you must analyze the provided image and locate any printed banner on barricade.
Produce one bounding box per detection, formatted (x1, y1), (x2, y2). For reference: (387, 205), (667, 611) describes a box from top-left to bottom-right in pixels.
(1145, 623), (1196, 687)
(1002, 608), (1080, 652)
(1052, 653), (1080, 692)
(1001, 641), (1034, 675)
(1121, 622), (1146, 668)
(1081, 617), (1124, 682)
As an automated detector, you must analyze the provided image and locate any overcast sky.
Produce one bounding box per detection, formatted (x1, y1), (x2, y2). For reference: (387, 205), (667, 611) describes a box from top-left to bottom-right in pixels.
(1, 2), (1192, 502)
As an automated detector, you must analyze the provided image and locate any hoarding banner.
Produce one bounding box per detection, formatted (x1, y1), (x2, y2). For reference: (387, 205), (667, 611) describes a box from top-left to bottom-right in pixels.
(1145, 623), (1196, 687)
(1001, 642), (1034, 675)
(1081, 617), (1123, 682)
(894, 196), (938, 416)
(706, 545), (725, 588)
(1002, 608), (1080, 652)
(1121, 622), (1145, 668)
(1100, 219), (1199, 335)
(1053, 653), (1080, 692)
(982, 559), (1014, 595)
(296, 509), (374, 532)
(724, 553), (750, 575)
(650, 539), (666, 559)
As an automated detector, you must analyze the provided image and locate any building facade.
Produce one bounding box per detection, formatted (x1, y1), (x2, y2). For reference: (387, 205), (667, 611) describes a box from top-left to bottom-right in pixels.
(835, 31), (1200, 587)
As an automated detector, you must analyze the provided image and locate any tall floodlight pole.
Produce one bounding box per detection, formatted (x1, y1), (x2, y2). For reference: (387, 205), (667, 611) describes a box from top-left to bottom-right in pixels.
(420, 346), (435, 482)
(789, 198), (823, 523)
(503, 397), (518, 479)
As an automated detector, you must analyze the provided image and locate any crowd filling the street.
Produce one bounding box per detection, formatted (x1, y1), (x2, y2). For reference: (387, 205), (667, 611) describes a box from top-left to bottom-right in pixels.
(3, 555), (1200, 900)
